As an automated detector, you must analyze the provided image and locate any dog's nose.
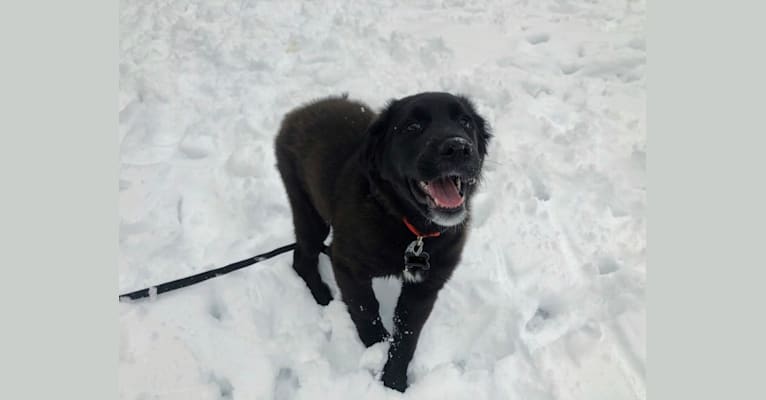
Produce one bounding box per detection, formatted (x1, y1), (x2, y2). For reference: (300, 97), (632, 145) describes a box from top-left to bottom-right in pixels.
(439, 137), (473, 160)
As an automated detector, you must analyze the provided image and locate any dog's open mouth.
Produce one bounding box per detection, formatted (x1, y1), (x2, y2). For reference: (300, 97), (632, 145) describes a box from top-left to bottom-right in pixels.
(410, 176), (476, 210)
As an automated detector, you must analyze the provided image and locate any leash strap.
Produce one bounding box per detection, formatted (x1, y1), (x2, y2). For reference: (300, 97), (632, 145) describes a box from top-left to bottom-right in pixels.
(120, 218), (438, 301)
(118, 243), (328, 302)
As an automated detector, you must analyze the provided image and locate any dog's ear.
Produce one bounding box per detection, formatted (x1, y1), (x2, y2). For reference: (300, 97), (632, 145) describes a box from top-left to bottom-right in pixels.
(457, 95), (492, 157)
(362, 98), (400, 173)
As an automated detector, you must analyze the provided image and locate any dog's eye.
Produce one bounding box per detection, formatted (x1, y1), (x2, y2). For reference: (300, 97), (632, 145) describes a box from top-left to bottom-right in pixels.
(459, 116), (472, 130)
(405, 122), (422, 133)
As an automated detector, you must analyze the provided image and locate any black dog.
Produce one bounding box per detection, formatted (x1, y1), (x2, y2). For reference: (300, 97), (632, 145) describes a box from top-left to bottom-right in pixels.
(274, 92), (491, 391)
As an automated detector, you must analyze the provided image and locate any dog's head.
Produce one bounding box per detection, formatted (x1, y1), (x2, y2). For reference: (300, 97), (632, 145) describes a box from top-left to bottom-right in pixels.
(364, 92), (491, 227)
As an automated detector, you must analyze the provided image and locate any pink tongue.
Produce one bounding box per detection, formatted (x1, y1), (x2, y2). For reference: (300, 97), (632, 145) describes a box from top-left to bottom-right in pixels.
(425, 177), (464, 208)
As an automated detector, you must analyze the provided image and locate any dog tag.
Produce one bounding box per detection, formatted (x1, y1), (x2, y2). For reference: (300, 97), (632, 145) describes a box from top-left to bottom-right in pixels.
(404, 238), (430, 271)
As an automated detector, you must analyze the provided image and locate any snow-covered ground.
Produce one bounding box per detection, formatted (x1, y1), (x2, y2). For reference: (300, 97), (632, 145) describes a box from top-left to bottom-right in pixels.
(119, 0), (646, 399)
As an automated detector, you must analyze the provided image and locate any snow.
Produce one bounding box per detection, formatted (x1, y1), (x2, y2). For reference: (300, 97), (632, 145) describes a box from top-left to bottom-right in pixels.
(119, 0), (646, 399)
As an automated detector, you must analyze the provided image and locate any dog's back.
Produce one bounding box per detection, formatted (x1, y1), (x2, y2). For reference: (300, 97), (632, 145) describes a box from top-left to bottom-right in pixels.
(275, 95), (375, 223)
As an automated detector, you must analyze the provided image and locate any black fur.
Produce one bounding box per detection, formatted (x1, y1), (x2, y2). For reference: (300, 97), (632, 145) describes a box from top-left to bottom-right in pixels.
(274, 92), (491, 391)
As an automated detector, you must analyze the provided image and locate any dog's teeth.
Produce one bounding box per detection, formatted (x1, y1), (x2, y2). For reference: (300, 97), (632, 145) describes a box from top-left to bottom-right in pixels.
(456, 178), (462, 191)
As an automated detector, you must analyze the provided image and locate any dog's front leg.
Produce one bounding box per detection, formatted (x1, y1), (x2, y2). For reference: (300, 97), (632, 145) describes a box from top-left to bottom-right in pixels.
(381, 282), (440, 392)
(333, 263), (390, 347)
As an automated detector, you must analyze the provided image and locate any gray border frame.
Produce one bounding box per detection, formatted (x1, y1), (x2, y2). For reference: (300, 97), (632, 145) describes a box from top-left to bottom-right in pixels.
(651, 0), (766, 398)
(4, 0), (765, 398)
(1, 1), (116, 399)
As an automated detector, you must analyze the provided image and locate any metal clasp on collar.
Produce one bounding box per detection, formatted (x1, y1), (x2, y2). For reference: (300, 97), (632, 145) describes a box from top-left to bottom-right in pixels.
(404, 236), (430, 272)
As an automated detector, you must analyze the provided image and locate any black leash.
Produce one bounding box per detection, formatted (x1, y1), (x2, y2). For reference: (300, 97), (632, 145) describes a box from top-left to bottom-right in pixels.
(118, 243), (329, 302)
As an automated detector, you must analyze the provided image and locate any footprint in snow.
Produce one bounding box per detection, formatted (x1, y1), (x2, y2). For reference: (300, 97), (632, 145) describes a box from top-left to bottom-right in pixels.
(179, 122), (216, 159)
(209, 374), (233, 400)
(207, 295), (228, 321)
(274, 368), (299, 400)
(597, 257), (621, 275)
(559, 62), (582, 75)
(526, 32), (550, 45)
(226, 145), (268, 177)
(525, 308), (552, 333)
(528, 172), (551, 202)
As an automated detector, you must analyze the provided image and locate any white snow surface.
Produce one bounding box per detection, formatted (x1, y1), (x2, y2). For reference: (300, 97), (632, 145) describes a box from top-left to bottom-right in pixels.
(119, 0), (646, 399)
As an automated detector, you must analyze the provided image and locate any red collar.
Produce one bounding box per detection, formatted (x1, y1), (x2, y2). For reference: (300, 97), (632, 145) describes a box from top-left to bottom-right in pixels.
(402, 217), (441, 238)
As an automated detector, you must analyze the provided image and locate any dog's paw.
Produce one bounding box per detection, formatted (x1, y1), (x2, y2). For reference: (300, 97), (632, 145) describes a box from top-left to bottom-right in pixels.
(359, 324), (390, 348)
(309, 282), (333, 306)
(381, 365), (408, 392)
